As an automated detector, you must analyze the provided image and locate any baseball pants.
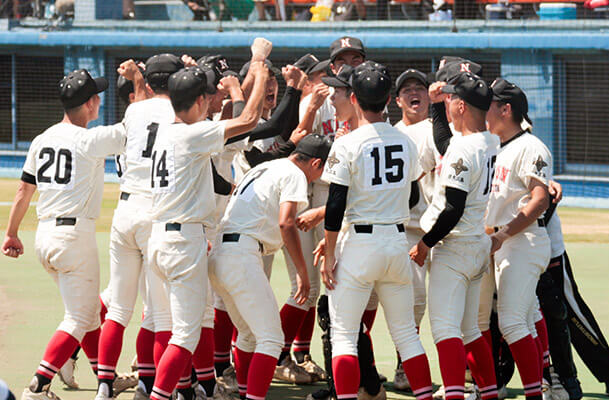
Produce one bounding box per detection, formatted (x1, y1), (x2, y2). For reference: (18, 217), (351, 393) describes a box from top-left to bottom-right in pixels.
(428, 235), (491, 345)
(406, 227), (429, 327)
(149, 223), (208, 354)
(478, 264), (495, 333)
(35, 218), (101, 342)
(329, 224), (424, 361)
(209, 234), (283, 357)
(494, 226), (550, 345)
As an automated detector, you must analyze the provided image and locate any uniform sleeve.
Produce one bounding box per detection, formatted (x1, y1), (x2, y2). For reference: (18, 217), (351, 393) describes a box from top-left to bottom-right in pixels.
(183, 120), (226, 156)
(321, 139), (350, 186)
(21, 139), (38, 184)
(408, 137), (423, 182)
(440, 144), (472, 193)
(518, 142), (552, 187)
(82, 123), (127, 158)
(279, 170), (309, 212)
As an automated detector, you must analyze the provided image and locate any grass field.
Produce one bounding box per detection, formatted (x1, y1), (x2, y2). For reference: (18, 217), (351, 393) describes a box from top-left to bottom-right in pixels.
(0, 178), (607, 399)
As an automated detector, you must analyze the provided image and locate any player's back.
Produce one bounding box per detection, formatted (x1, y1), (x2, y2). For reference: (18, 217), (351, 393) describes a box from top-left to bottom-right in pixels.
(120, 97), (175, 197)
(24, 122), (126, 220)
(324, 122), (419, 226)
(220, 158), (309, 254)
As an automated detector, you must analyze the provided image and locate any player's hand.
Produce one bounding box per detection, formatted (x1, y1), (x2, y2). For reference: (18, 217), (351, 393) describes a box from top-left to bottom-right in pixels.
(310, 83), (330, 109)
(2, 235), (24, 258)
(289, 128), (309, 145)
(409, 240), (429, 267)
(428, 81), (448, 104)
(334, 126), (349, 139)
(282, 65), (305, 88)
(321, 254), (337, 290)
(294, 272), (310, 305)
(548, 180), (563, 204)
(117, 59), (140, 81)
(181, 54), (197, 67)
(248, 61), (270, 80)
(296, 207), (324, 232)
(251, 38), (273, 62)
(313, 239), (325, 266)
(490, 234), (505, 254)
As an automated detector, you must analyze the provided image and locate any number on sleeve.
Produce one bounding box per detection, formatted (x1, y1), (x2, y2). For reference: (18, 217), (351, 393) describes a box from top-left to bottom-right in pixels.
(37, 147), (74, 186)
(482, 155), (497, 196)
(142, 123), (159, 158)
(115, 155), (124, 178)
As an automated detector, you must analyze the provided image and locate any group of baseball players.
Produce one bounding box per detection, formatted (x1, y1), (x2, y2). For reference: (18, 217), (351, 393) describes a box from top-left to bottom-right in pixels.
(2, 33), (604, 400)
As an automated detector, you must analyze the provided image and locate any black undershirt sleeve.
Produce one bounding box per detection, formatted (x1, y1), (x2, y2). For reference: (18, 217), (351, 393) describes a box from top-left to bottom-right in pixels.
(243, 140), (297, 168)
(325, 183), (348, 232)
(431, 102), (453, 156)
(211, 160), (232, 196)
(409, 181), (420, 210)
(421, 186), (467, 248)
(232, 100), (245, 119)
(21, 171), (36, 185)
(543, 195), (557, 226)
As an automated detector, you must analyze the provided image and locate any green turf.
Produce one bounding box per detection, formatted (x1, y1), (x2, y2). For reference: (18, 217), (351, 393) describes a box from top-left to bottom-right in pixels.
(0, 231), (607, 399)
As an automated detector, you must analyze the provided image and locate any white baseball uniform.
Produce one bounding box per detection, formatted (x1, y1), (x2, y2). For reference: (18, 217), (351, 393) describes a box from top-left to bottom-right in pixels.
(421, 130), (498, 345)
(23, 122), (126, 342)
(322, 121), (426, 362)
(485, 132), (552, 345)
(106, 97), (175, 335)
(395, 118), (434, 326)
(148, 120), (225, 353)
(209, 158), (309, 357)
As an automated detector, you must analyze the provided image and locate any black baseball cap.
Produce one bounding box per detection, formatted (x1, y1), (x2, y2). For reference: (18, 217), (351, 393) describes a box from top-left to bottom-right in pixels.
(350, 61), (391, 104)
(330, 36), (366, 63)
(395, 68), (428, 96)
(168, 67), (210, 104)
(294, 134), (332, 162)
(198, 54), (231, 73)
(294, 54), (320, 75)
(436, 57), (483, 83)
(239, 60), (281, 79)
(308, 59), (332, 76)
(321, 65), (353, 88)
(490, 78), (532, 125)
(442, 72), (492, 111)
(59, 69), (108, 109)
(144, 53), (184, 78)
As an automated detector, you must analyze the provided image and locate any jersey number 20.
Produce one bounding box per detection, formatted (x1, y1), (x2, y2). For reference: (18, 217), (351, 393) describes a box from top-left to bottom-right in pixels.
(37, 147), (73, 185)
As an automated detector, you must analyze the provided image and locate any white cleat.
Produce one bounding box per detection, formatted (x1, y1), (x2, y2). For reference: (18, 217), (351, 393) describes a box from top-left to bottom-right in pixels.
(57, 358), (79, 389)
(216, 365), (238, 394)
(273, 358), (312, 384)
(22, 377), (61, 400)
(94, 382), (113, 400)
(113, 373), (138, 396)
(133, 386), (150, 400)
(550, 371), (570, 400)
(432, 385), (445, 399)
(497, 385), (508, 400)
(298, 355), (328, 382)
(393, 365), (410, 391)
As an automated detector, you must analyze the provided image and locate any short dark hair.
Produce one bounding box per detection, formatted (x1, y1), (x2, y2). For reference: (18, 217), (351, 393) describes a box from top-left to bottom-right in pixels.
(355, 92), (388, 113)
(171, 93), (205, 113)
(146, 72), (172, 94)
(499, 101), (523, 125)
(292, 152), (314, 163)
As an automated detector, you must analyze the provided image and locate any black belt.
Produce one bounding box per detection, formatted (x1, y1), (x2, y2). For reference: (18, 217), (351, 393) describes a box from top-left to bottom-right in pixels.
(222, 233), (264, 252)
(165, 223), (182, 231)
(354, 224), (405, 234)
(493, 219), (545, 233)
(56, 217), (76, 226)
(120, 192), (130, 201)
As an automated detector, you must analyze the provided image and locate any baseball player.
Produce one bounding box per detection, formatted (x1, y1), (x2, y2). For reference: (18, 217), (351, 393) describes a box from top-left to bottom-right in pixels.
(209, 134), (331, 400)
(1, 68), (127, 400)
(321, 61), (434, 400)
(392, 67), (432, 391)
(410, 73), (500, 400)
(484, 78), (554, 400)
(146, 55), (268, 400)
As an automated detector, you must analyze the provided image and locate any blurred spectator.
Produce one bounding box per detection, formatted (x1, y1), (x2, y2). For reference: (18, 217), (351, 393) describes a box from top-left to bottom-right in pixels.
(182, 0), (218, 19)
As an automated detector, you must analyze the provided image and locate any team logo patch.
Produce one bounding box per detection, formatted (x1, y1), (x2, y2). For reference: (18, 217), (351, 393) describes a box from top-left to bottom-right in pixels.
(340, 38), (351, 48)
(326, 153), (340, 169)
(451, 158), (468, 176)
(533, 155), (548, 174)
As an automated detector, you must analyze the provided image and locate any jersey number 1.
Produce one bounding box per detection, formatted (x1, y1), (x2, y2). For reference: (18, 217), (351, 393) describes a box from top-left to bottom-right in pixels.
(482, 155), (497, 196)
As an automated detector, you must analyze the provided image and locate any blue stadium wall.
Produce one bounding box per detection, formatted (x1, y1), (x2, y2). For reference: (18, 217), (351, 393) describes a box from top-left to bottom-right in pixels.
(1, 20), (609, 207)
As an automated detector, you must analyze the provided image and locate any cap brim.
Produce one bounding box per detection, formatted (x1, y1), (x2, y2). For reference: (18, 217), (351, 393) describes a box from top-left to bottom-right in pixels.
(94, 77), (109, 93)
(321, 76), (349, 88)
(331, 48), (365, 62)
(441, 85), (457, 94)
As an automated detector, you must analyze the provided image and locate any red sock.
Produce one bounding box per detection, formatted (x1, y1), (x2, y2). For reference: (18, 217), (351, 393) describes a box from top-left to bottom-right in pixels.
(214, 309), (234, 369)
(280, 304), (308, 354)
(193, 328), (215, 389)
(97, 320), (125, 380)
(100, 296), (108, 325)
(153, 331), (172, 368)
(293, 307), (315, 354)
(150, 345), (192, 400)
(481, 329), (493, 349)
(80, 327), (101, 375)
(332, 355), (360, 399)
(362, 308), (377, 331)
(534, 336), (544, 381)
(509, 335), (542, 398)
(136, 328), (156, 379)
(245, 353), (277, 399)
(36, 331), (80, 379)
(465, 337), (498, 400)
(436, 338), (466, 399)
(234, 347), (253, 398)
(535, 316), (550, 370)
(402, 353), (433, 400)
(176, 361), (193, 390)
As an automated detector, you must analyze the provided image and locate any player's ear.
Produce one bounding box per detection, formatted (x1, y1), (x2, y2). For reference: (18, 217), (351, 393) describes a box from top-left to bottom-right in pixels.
(312, 158), (322, 170)
(128, 93), (136, 103)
